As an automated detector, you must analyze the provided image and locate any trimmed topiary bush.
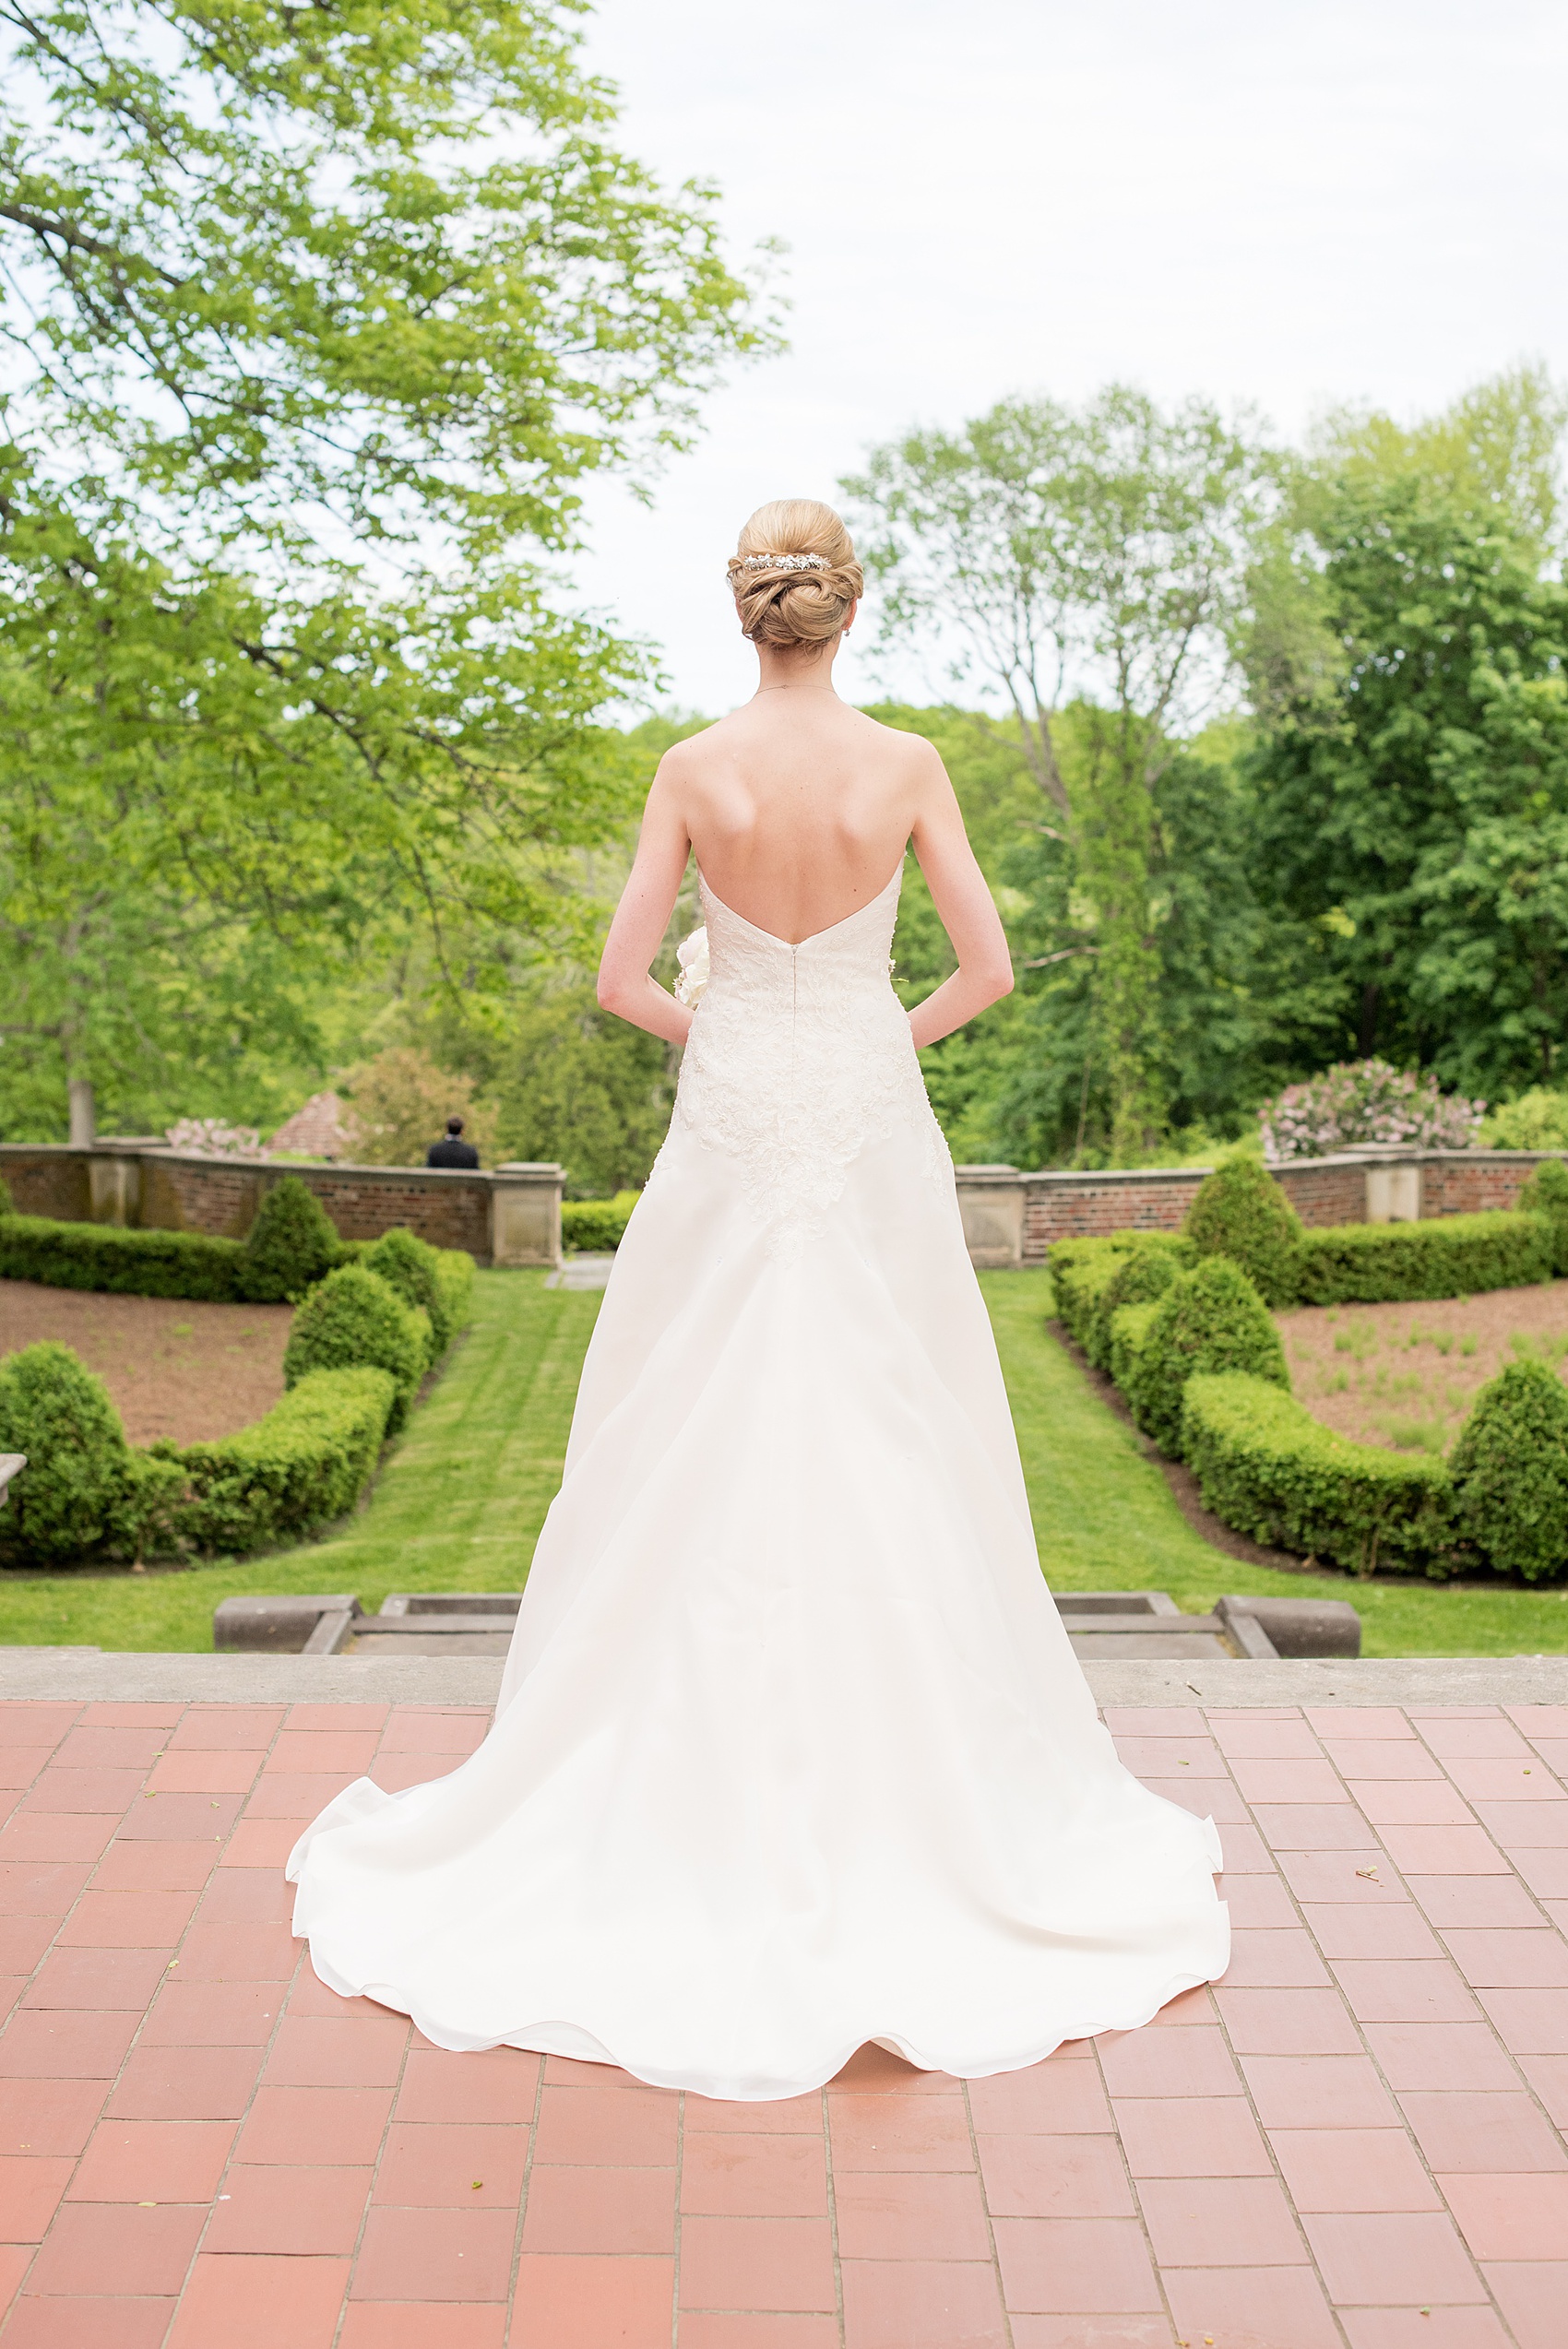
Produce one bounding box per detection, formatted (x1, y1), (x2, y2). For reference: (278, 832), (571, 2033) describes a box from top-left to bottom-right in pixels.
(1126, 1258), (1290, 1457)
(1295, 1210), (1552, 1304)
(362, 1228), (454, 1354)
(281, 1264), (430, 1430)
(175, 1367), (398, 1554)
(1181, 1372), (1455, 1579)
(1516, 1159), (1568, 1279)
(0, 1174), (13, 1216)
(1087, 1245), (1182, 1371)
(1448, 1358), (1568, 1584)
(241, 1176), (342, 1305)
(0, 1342), (182, 1565)
(1184, 1157), (1303, 1308)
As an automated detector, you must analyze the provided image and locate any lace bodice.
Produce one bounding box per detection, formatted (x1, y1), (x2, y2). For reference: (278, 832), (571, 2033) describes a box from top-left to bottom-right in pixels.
(664, 863), (951, 1248)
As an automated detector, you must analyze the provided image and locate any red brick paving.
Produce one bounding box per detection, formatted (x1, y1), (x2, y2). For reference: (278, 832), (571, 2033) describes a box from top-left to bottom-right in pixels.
(0, 1701), (1564, 2345)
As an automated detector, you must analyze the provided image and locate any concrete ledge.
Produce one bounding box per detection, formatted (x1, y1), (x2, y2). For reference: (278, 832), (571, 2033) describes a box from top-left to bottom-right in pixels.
(1, 1649), (1564, 1709)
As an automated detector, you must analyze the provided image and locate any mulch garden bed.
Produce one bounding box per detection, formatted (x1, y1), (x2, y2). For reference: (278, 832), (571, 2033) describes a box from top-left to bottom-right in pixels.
(1278, 1276), (1568, 1457)
(0, 1279), (291, 1446)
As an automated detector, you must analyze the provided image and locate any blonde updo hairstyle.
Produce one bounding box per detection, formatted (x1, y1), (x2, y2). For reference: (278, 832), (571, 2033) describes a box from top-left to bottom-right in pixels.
(728, 498), (863, 649)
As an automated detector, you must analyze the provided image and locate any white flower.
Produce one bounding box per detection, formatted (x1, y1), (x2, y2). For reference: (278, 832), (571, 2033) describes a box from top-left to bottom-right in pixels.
(674, 925), (709, 1006)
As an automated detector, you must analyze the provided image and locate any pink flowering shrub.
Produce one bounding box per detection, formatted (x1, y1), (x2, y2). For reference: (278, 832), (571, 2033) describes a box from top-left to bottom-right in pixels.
(163, 1118), (265, 1159)
(1259, 1060), (1483, 1163)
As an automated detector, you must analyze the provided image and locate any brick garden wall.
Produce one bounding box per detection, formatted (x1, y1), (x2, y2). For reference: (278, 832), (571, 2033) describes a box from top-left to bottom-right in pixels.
(1420, 1152), (1547, 1216)
(141, 1157), (267, 1240)
(0, 1147), (91, 1222)
(1274, 1160), (1368, 1228)
(0, 1145), (495, 1262)
(1020, 1170), (1206, 1262)
(1013, 1148), (1564, 1265)
(298, 1169), (492, 1256)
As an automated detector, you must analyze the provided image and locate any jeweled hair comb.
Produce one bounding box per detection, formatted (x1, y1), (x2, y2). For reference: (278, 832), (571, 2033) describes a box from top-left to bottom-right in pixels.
(731, 553), (828, 573)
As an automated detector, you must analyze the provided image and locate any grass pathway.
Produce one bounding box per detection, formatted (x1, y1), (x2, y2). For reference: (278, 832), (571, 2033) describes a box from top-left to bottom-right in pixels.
(3, 1267), (1567, 1655)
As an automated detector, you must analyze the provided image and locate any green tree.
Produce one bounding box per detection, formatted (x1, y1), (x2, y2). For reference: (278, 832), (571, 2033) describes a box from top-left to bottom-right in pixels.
(844, 386), (1274, 1159)
(0, 0), (768, 555)
(1246, 469), (1568, 1094)
(0, 0), (772, 1137)
(0, 468), (649, 1135)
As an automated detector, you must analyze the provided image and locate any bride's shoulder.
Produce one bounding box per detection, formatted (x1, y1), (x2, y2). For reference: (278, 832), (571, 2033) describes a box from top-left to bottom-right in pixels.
(854, 711), (948, 784)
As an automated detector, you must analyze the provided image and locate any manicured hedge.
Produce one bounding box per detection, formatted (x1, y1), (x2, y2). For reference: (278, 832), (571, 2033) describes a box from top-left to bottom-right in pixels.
(1048, 1230), (1195, 1353)
(0, 1215), (248, 1300)
(1295, 1210), (1553, 1304)
(1181, 1372), (1455, 1579)
(171, 1367), (398, 1556)
(0, 1195), (453, 1311)
(0, 1340), (398, 1567)
(561, 1194), (637, 1253)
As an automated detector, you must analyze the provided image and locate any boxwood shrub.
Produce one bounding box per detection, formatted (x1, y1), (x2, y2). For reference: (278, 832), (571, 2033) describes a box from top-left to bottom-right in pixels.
(1125, 1258), (1290, 1457)
(172, 1367), (398, 1556)
(1448, 1358), (1568, 1584)
(282, 1263), (430, 1430)
(1296, 1210), (1552, 1304)
(1517, 1159), (1568, 1278)
(0, 1342), (183, 1566)
(1183, 1157), (1303, 1307)
(0, 1215), (246, 1300)
(240, 1176), (342, 1304)
(1181, 1372), (1455, 1579)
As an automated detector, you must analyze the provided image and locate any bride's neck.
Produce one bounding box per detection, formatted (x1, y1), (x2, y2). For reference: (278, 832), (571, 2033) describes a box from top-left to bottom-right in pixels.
(753, 640), (842, 697)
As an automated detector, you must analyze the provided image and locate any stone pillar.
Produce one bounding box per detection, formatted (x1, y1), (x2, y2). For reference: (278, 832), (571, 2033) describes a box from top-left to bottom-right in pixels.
(490, 1163), (565, 1268)
(954, 1165), (1027, 1269)
(1340, 1145), (1424, 1223)
(67, 1079), (96, 1148)
(88, 1153), (143, 1228)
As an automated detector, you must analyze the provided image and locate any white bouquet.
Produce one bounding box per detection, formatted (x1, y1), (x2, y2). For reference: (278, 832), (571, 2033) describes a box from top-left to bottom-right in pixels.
(674, 926), (709, 1007)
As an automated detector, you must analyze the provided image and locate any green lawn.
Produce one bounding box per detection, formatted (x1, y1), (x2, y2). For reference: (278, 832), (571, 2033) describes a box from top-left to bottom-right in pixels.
(3, 1266), (1567, 1656)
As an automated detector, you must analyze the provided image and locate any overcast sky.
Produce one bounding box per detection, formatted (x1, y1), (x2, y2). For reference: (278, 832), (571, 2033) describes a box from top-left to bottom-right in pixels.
(569, 0), (1567, 717)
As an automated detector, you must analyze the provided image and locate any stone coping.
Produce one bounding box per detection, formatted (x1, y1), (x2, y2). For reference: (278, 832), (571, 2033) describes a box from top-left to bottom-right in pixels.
(2, 1646), (1564, 1707)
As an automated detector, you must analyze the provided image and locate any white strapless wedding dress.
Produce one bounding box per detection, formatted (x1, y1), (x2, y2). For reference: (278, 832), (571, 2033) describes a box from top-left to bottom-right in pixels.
(288, 865), (1229, 2099)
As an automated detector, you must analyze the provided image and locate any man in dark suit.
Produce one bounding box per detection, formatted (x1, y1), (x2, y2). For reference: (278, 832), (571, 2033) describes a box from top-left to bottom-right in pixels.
(426, 1115), (481, 1169)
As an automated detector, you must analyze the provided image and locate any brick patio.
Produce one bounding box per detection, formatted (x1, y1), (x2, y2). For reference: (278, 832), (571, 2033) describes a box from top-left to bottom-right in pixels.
(1, 1694), (1564, 2348)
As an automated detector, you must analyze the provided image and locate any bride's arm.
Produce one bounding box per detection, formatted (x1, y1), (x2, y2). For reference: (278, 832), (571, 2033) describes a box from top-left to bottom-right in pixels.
(907, 759), (1016, 1049)
(597, 768), (695, 1047)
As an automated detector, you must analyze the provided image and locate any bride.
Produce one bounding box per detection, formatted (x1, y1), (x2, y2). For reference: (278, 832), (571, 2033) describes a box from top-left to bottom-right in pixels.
(288, 497), (1229, 2101)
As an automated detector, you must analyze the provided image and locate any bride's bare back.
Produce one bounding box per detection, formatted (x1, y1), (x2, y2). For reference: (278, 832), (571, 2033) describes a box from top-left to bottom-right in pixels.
(666, 694), (932, 943)
(598, 498), (1013, 1050)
